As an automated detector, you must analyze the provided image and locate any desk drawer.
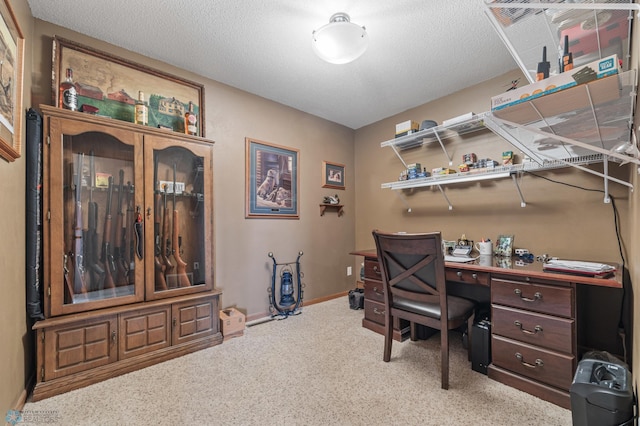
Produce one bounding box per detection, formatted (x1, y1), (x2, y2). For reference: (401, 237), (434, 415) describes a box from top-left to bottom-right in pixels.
(492, 305), (574, 353)
(446, 269), (489, 286)
(364, 299), (386, 326)
(492, 335), (575, 390)
(364, 259), (382, 280)
(363, 280), (385, 303)
(492, 278), (573, 318)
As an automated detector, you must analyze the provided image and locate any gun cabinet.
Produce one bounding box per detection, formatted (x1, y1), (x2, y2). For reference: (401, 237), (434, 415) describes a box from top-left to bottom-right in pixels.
(32, 105), (221, 401)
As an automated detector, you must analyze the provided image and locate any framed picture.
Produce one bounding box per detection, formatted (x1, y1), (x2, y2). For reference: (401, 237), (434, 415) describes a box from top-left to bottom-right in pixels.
(245, 137), (299, 219)
(52, 37), (205, 136)
(495, 234), (514, 257)
(0, 0), (24, 162)
(322, 161), (345, 190)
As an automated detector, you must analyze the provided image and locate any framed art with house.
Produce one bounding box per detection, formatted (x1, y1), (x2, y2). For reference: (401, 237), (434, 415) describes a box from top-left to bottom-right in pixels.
(52, 36), (205, 136)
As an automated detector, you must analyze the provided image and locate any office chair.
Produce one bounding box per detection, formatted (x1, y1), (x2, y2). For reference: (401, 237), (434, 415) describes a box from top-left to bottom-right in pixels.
(372, 230), (476, 389)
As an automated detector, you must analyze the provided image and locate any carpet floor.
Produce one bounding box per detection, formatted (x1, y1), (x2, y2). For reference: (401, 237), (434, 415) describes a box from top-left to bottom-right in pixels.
(22, 296), (571, 425)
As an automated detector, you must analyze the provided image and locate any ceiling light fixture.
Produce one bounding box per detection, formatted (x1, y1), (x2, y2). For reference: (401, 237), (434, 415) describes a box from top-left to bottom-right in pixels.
(312, 13), (368, 64)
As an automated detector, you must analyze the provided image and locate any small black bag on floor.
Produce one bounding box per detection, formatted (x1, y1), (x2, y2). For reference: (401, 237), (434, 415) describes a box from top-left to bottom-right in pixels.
(348, 288), (364, 310)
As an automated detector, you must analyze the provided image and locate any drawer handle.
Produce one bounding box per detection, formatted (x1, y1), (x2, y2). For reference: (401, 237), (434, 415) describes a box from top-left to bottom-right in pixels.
(514, 320), (543, 335)
(373, 307), (385, 315)
(515, 353), (543, 369)
(111, 330), (116, 344)
(373, 265), (381, 276)
(456, 271), (463, 277)
(472, 273), (478, 280)
(372, 287), (384, 296)
(514, 288), (542, 302)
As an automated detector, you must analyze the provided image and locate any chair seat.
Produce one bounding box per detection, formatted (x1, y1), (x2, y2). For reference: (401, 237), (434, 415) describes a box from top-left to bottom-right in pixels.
(393, 295), (475, 321)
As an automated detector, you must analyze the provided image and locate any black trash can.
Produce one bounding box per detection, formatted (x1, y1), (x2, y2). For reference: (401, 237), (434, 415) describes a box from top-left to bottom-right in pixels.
(570, 355), (634, 426)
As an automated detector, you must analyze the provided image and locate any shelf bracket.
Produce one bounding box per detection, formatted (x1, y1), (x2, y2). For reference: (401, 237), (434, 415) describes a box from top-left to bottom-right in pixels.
(432, 132), (453, 166)
(390, 145), (409, 169)
(511, 173), (527, 208)
(393, 190), (412, 213)
(437, 185), (453, 211)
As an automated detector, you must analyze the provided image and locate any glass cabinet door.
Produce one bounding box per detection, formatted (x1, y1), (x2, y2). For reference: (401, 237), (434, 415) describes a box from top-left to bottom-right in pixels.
(47, 118), (144, 316)
(144, 135), (214, 299)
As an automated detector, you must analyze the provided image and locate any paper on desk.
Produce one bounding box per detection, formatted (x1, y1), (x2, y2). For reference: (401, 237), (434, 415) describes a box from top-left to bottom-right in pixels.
(544, 259), (615, 273)
(445, 255), (478, 263)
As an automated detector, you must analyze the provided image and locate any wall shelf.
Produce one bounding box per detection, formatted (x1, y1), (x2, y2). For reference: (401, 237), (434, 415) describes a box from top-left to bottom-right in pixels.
(483, 1), (639, 84)
(379, 2), (639, 210)
(320, 204), (344, 216)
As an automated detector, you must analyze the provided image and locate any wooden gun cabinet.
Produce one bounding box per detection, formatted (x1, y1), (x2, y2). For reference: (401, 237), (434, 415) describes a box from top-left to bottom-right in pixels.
(32, 105), (221, 401)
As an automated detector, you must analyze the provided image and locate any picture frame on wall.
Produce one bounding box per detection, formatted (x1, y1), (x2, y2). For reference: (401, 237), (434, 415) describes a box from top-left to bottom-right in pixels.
(0, 0), (24, 162)
(51, 36), (205, 136)
(322, 161), (345, 190)
(245, 137), (299, 219)
(495, 234), (514, 257)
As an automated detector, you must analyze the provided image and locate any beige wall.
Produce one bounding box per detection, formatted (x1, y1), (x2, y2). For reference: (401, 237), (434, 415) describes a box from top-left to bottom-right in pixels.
(0, 0), (33, 415)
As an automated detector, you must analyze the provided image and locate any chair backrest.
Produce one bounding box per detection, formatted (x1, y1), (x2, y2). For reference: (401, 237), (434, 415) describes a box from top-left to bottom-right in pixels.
(372, 230), (447, 310)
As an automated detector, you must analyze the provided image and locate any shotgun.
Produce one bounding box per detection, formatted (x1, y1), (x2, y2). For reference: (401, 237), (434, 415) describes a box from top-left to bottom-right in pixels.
(113, 169), (129, 286)
(154, 181), (168, 291)
(123, 182), (134, 285)
(72, 153), (87, 295)
(100, 176), (116, 293)
(172, 163), (191, 287)
(161, 184), (174, 278)
(85, 150), (104, 291)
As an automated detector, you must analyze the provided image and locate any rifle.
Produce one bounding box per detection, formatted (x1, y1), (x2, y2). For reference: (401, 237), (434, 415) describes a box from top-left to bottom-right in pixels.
(85, 150), (104, 291)
(113, 169), (129, 286)
(123, 182), (134, 285)
(172, 163), (191, 287)
(100, 176), (116, 293)
(161, 184), (174, 278)
(72, 153), (87, 295)
(154, 181), (168, 291)
(63, 254), (75, 303)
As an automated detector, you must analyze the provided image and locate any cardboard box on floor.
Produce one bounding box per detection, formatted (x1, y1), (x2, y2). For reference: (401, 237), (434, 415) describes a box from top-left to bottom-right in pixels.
(220, 307), (245, 341)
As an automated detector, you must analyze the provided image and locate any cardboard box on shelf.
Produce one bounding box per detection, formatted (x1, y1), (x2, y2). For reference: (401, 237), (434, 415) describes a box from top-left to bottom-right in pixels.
(491, 54), (620, 111)
(395, 120), (419, 137)
(220, 307), (246, 340)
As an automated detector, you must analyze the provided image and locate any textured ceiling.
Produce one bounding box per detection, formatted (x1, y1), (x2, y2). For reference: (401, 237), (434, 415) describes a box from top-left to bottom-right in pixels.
(26, 0), (517, 129)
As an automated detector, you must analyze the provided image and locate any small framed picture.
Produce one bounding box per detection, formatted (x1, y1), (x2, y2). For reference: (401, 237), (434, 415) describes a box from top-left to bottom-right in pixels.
(322, 161), (345, 190)
(495, 235), (514, 257)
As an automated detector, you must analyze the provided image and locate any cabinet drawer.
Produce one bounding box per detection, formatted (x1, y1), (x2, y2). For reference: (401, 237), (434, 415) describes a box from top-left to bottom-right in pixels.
(363, 279), (385, 303)
(492, 335), (575, 390)
(364, 299), (386, 326)
(364, 259), (382, 281)
(492, 278), (573, 318)
(492, 305), (574, 353)
(172, 296), (218, 345)
(44, 316), (118, 380)
(446, 269), (489, 286)
(119, 306), (171, 359)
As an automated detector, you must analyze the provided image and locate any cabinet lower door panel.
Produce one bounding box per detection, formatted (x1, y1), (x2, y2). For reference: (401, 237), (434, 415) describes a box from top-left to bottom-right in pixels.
(119, 307), (171, 359)
(492, 335), (574, 390)
(172, 296), (218, 345)
(44, 317), (117, 380)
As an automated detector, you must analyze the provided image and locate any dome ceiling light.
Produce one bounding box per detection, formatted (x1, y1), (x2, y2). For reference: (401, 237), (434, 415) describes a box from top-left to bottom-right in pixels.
(311, 12), (368, 64)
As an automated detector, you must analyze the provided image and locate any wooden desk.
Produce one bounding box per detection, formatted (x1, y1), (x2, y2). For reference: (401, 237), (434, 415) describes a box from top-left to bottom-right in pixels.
(350, 249), (623, 409)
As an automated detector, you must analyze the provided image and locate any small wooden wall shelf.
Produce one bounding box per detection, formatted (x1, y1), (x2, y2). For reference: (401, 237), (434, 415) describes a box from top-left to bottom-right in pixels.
(319, 204), (344, 216)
